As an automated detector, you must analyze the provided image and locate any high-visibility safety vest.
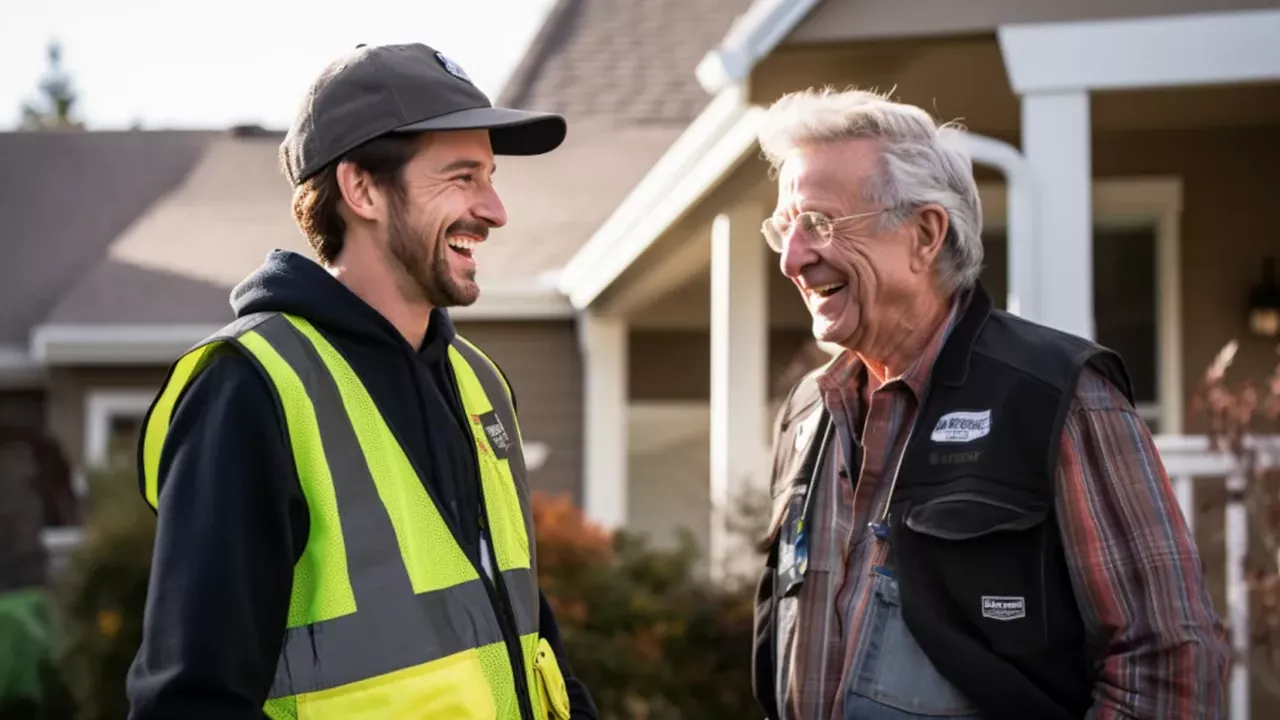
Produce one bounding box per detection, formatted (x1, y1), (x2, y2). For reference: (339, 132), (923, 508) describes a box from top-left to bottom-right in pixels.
(138, 311), (573, 720)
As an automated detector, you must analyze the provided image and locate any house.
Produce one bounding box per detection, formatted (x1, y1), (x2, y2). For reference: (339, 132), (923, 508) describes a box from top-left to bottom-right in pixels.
(3, 0), (1279, 714)
(553, 1), (1280, 717)
(0, 0), (756, 562)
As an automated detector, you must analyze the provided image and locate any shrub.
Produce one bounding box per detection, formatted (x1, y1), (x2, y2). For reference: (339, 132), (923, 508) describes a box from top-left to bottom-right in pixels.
(532, 492), (758, 720)
(54, 465), (154, 720)
(47, 468), (760, 719)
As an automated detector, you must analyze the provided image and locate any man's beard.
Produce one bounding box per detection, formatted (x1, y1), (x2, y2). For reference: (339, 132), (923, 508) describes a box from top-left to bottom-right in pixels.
(386, 199), (481, 308)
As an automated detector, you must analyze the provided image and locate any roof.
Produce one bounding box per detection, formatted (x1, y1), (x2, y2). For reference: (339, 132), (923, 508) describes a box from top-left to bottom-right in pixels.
(12, 0), (754, 343)
(500, 0), (756, 123)
(42, 132), (305, 326)
(0, 130), (215, 343)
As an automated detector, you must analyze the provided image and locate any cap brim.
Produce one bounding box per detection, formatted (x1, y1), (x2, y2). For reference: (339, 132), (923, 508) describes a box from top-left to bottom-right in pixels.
(394, 106), (566, 156)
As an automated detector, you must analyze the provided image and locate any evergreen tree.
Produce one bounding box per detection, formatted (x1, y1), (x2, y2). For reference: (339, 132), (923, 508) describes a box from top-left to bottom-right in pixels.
(19, 40), (84, 131)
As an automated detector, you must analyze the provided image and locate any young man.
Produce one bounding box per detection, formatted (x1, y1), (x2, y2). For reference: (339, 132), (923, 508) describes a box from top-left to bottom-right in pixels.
(128, 43), (595, 719)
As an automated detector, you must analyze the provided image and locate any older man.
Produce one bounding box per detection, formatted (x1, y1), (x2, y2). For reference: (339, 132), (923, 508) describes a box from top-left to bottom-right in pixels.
(750, 88), (1229, 720)
(128, 44), (592, 719)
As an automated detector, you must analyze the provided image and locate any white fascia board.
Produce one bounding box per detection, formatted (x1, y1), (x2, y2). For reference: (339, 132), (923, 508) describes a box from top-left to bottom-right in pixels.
(30, 292), (574, 365)
(556, 87), (766, 310)
(31, 324), (224, 365)
(0, 343), (45, 387)
(696, 0), (821, 94)
(450, 288), (574, 321)
(999, 9), (1280, 94)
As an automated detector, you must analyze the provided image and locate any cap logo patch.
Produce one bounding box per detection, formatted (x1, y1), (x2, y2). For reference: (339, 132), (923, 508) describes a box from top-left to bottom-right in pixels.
(435, 52), (473, 84)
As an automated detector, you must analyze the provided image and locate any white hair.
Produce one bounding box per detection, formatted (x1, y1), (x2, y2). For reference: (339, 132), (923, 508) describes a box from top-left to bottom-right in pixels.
(757, 87), (984, 293)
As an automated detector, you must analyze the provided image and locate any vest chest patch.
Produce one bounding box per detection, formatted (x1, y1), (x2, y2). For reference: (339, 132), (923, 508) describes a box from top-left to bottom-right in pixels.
(930, 409), (992, 443)
(477, 410), (512, 460)
(980, 595), (1026, 621)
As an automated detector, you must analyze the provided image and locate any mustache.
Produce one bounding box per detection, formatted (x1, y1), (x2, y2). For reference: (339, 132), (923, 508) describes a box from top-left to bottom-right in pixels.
(445, 220), (490, 241)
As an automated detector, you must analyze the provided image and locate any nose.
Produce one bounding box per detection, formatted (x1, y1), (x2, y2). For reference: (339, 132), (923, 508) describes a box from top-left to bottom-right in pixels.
(779, 230), (819, 279)
(475, 185), (508, 229)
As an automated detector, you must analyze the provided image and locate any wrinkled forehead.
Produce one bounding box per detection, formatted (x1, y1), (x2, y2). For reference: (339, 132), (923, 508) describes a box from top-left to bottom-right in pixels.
(775, 139), (881, 208)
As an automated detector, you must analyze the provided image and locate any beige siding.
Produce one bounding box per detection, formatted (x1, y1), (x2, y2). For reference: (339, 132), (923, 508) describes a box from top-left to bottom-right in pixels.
(41, 320), (584, 505)
(453, 320), (583, 504)
(630, 328), (816, 402)
(44, 366), (169, 471)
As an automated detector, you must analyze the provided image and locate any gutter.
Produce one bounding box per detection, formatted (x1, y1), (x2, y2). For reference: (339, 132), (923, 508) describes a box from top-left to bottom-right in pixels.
(695, 0), (820, 94)
(556, 86), (765, 309)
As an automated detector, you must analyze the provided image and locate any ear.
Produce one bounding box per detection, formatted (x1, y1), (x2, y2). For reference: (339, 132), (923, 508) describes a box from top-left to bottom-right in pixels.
(910, 204), (949, 274)
(335, 161), (385, 223)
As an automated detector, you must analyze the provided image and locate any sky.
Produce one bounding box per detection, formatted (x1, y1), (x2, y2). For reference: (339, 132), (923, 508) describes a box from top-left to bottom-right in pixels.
(0, 0), (558, 131)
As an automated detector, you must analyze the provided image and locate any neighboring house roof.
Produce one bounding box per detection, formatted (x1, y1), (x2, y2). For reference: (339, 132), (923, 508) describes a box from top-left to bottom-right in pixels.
(43, 132), (304, 326)
(11, 0), (755, 367)
(0, 130), (215, 344)
(495, 0), (755, 287)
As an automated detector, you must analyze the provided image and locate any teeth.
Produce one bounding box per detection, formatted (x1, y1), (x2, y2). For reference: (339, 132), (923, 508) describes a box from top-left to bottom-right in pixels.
(447, 236), (478, 251)
(811, 283), (846, 297)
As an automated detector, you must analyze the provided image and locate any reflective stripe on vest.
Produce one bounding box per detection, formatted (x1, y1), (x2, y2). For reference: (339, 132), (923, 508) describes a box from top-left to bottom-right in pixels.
(138, 312), (557, 719)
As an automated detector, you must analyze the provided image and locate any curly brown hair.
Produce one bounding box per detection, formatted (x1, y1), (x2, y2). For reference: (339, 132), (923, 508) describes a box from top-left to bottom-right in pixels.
(287, 133), (421, 264)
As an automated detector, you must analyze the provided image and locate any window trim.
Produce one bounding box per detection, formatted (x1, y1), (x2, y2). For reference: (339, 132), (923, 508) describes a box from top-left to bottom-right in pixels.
(81, 387), (155, 495)
(977, 177), (1183, 434)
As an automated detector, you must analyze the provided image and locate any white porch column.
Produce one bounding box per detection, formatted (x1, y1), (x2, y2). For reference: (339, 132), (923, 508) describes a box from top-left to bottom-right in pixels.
(1022, 91), (1094, 339)
(709, 203), (769, 577)
(580, 311), (628, 529)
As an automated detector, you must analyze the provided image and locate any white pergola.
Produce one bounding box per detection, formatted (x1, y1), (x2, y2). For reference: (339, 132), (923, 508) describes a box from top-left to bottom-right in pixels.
(560, 13), (1280, 697)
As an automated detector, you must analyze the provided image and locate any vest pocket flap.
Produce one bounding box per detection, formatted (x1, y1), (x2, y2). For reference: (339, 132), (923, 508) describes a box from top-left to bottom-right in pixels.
(905, 492), (1048, 541)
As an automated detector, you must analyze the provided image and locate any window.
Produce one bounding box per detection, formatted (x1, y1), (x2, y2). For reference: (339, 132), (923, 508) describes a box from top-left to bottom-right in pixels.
(980, 227), (1163, 433)
(82, 389), (155, 494)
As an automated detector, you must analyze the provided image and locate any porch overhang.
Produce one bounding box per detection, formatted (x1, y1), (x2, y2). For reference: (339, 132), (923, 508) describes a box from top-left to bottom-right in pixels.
(555, 87), (766, 310)
(999, 9), (1280, 94)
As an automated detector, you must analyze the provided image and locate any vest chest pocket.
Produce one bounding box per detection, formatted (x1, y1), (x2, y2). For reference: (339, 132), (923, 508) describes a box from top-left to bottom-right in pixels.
(901, 490), (1066, 656)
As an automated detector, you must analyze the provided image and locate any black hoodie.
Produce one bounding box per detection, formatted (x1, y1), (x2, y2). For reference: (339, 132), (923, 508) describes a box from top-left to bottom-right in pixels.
(126, 250), (596, 719)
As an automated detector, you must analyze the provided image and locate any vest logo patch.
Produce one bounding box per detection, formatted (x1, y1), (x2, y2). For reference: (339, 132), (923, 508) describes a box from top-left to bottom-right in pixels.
(478, 410), (511, 460)
(930, 409), (992, 443)
(981, 595), (1026, 621)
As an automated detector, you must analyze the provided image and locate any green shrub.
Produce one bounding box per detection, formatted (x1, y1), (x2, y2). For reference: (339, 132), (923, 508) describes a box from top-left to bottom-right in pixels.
(54, 465), (154, 720)
(47, 469), (761, 719)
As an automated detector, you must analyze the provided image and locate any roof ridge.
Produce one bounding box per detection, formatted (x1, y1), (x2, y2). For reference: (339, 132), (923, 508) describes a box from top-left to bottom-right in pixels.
(496, 0), (581, 108)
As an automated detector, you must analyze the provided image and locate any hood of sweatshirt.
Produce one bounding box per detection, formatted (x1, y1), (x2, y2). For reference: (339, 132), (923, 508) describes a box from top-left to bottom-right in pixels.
(229, 249), (456, 361)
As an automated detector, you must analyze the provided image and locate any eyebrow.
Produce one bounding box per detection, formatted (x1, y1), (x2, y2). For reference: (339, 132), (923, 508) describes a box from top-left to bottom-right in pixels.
(439, 158), (496, 175)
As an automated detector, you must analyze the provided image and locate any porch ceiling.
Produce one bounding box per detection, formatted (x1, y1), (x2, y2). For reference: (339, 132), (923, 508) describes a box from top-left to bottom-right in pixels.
(754, 36), (1280, 140)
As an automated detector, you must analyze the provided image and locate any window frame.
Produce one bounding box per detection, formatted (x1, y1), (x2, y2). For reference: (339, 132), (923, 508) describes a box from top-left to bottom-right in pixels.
(977, 176), (1183, 434)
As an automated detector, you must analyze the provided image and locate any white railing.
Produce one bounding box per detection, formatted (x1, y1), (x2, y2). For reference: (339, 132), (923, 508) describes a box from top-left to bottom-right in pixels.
(1156, 433), (1280, 720)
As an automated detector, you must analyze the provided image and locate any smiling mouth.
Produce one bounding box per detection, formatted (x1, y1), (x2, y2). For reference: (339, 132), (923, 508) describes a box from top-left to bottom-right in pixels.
(447, 236), (478, 259)
(809, 282), (847, 298)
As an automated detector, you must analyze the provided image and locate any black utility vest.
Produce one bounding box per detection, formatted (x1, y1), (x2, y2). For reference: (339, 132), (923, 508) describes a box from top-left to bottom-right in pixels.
(754, 284), (1133, 720)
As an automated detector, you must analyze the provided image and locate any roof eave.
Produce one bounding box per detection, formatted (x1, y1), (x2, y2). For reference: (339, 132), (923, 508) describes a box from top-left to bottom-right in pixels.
(29, 290), (576, 366)
(555, 86), (765, 310)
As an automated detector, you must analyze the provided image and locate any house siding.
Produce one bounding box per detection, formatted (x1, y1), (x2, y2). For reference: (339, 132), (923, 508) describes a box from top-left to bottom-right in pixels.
(630, 328), (816, 402)
(452, 320), (583, 504)
(40, 320), (584, 505)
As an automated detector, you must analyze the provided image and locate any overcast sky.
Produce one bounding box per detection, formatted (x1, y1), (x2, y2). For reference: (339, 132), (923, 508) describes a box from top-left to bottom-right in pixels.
(0, 0), (557, 130)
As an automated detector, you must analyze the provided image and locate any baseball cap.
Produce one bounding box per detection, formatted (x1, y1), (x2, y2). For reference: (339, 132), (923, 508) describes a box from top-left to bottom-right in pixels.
(281, 42), (567, 186)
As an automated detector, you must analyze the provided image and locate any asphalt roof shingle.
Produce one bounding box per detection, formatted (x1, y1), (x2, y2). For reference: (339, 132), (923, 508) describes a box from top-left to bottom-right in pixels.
(0, 130), (215, 343)
(500, 0), (754, 123)
(10, 0), (754, 332)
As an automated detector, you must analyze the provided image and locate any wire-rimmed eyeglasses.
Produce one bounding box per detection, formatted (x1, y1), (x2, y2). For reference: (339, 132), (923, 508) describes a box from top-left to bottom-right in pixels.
(760, 209), (887, 252)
